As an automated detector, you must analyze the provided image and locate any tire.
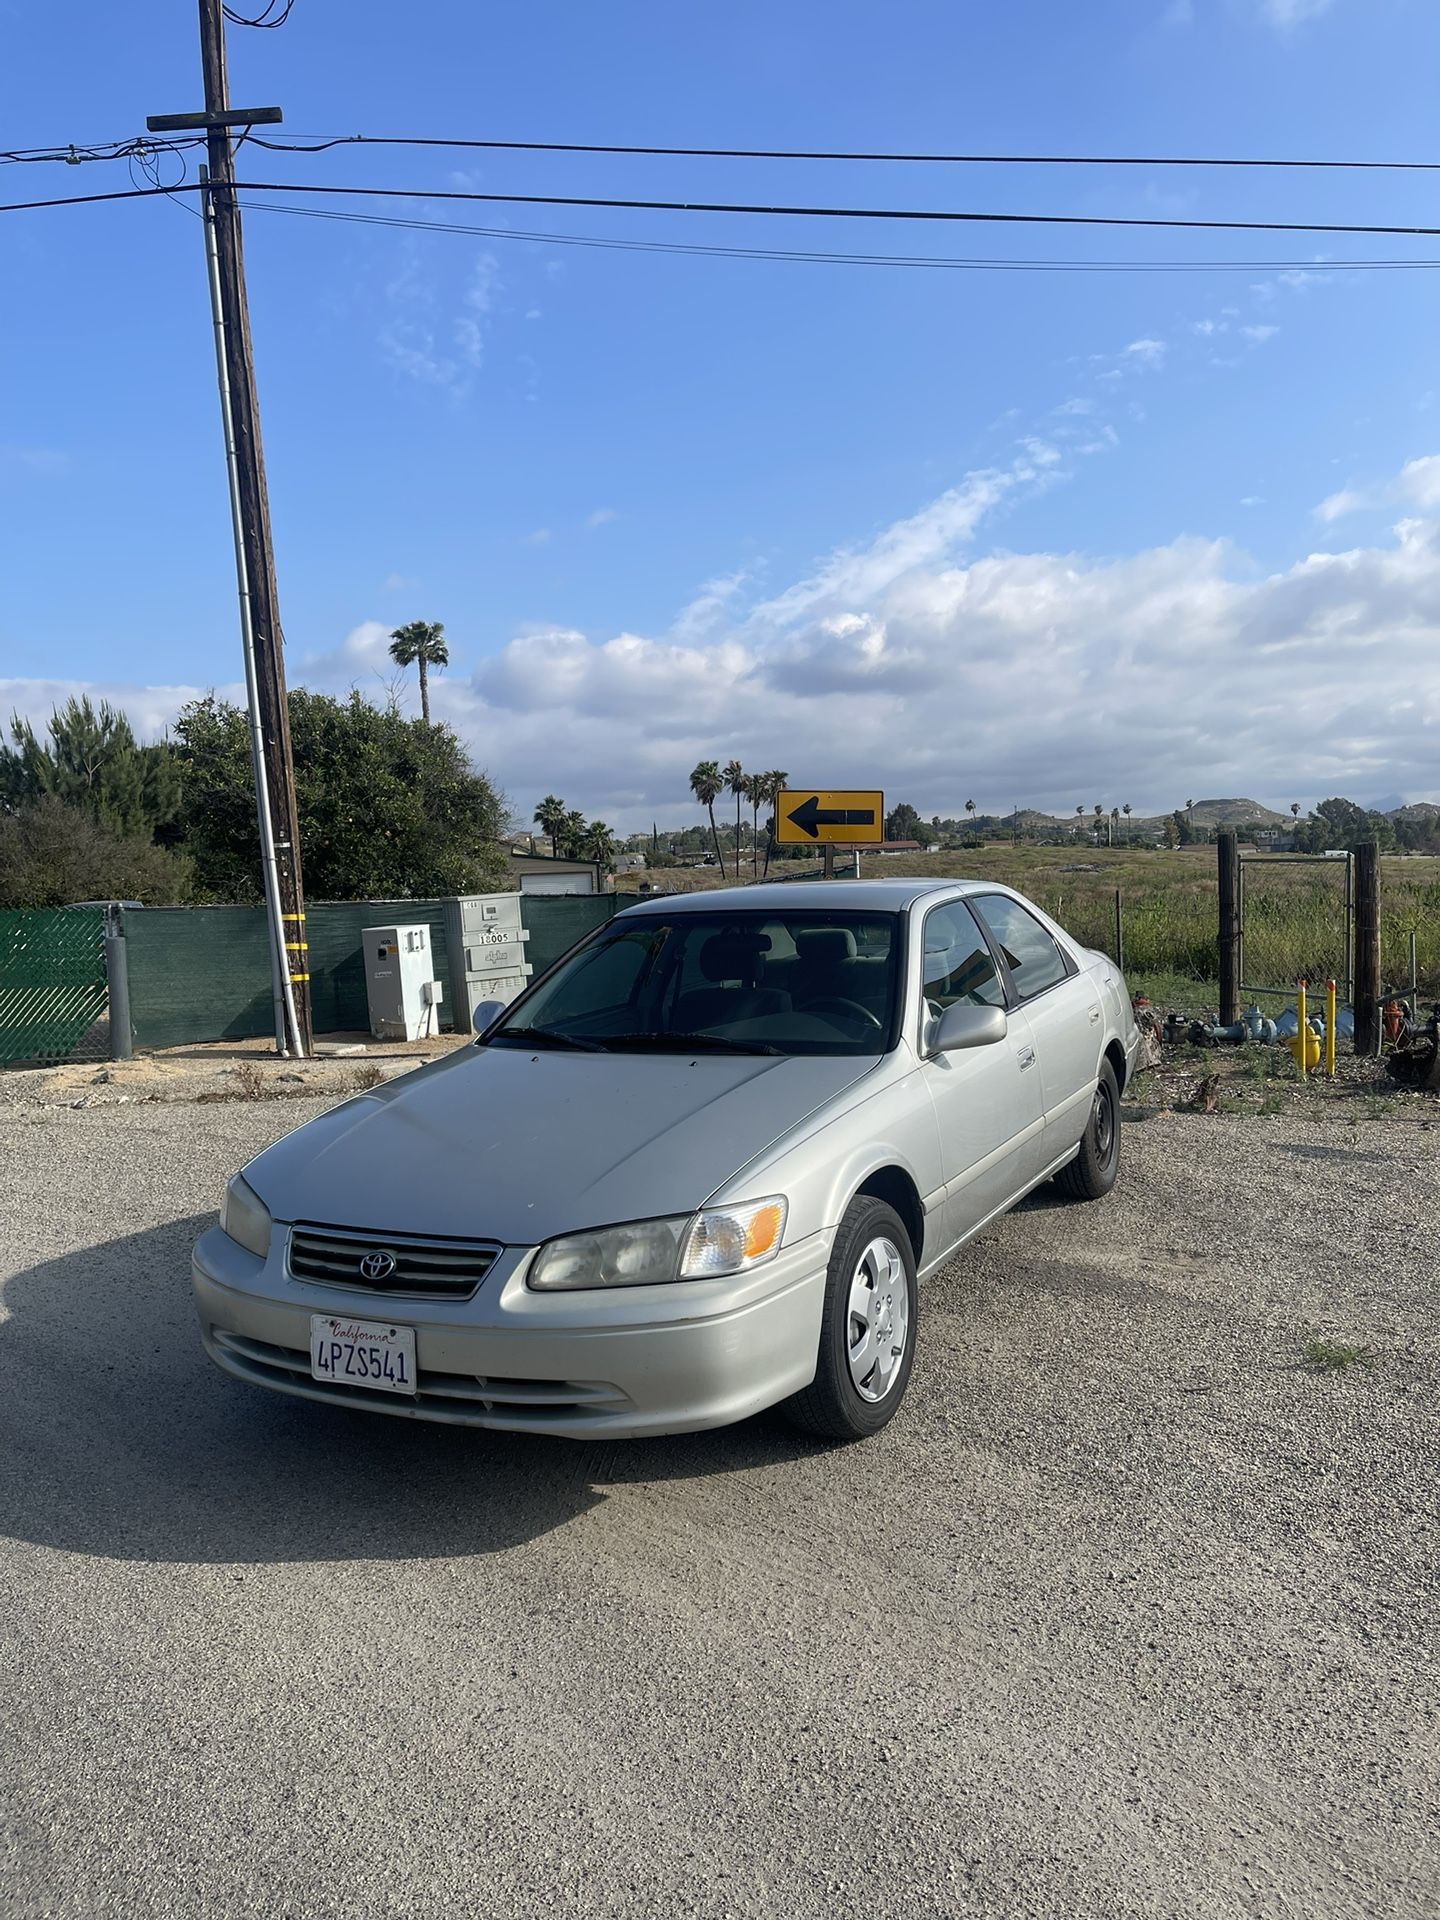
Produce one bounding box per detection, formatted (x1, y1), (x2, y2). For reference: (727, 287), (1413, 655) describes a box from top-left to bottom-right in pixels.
(783, 1197), (918, 1442)
(1055, 1057), (1121, 1201)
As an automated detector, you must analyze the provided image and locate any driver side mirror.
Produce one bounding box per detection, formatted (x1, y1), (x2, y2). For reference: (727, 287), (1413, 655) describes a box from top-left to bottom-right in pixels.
(927, 1002), (1007, 1056)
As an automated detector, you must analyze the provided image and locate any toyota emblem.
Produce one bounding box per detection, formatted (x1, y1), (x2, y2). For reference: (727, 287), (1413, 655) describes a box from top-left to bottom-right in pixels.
(359, 1249), (398, 1281)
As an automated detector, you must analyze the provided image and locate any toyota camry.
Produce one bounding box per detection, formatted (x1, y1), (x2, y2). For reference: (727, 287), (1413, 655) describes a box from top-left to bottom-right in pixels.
(193, 880), (1138, 1442)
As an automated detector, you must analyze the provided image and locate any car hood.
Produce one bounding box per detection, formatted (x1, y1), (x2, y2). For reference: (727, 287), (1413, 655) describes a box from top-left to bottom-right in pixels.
(242, 1042), (876, 1244)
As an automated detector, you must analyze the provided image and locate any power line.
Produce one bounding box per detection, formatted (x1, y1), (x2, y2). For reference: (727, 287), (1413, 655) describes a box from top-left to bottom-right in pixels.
(9, 130), (1440, 174)
(12, 175), (1440, 246)
(243, 132), (1440, 174)
(241, 197), (1440, 274)
(223, 0), (298, 26)
(223, 179), (1440, 240)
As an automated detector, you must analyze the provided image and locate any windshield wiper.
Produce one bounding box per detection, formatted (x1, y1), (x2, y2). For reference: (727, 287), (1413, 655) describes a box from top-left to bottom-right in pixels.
(599, 1031), (784, 1056)
(497, 1026), (608, 1052)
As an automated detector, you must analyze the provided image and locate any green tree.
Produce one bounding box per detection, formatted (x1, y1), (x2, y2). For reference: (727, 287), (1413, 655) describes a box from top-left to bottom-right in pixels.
(1, 696), (178, 840)
(558, 809), (587, 859)
(759, 769), (788, 877)
(884, 801), (923, 842)
(1162, 814), (1180, 849)
(170, 691), (507, 901)
(0, 795), (191, 908)
(387, 620), (449, 724)
(1295, 797), (1396, 854)
(533, 793), (566, 858)
(689, 760), (727, 870)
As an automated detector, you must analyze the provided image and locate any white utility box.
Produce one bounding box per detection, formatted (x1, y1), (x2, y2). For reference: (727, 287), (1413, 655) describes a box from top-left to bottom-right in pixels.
(362, 923), (444, 1042)
(442, 894), (533, 1032)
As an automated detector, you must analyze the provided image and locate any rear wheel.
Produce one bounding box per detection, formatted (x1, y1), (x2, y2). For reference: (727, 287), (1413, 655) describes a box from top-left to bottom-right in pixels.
(783, 1196), (918, 1441)
(1055, 1057), (1121, 1201)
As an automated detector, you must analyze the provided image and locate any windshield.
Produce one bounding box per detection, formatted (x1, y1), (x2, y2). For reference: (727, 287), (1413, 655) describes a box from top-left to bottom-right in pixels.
(492, 909), (903, 1057)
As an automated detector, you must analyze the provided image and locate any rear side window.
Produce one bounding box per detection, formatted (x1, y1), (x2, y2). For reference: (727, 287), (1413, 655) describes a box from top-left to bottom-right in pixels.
(972, 895), (1069, 1002)
(921, 902), (1006, 1010)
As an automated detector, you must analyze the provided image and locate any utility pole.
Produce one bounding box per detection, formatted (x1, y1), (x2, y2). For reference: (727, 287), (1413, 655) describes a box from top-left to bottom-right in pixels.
(148, 0), (312, 1055)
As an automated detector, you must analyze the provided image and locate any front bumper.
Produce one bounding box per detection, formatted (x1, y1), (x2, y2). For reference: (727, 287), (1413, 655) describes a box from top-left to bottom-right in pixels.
(192, 1224), (829, 1439)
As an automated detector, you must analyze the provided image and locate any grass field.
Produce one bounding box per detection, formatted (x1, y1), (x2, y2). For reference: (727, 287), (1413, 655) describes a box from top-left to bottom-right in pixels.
(617, 845), (1440, 1011)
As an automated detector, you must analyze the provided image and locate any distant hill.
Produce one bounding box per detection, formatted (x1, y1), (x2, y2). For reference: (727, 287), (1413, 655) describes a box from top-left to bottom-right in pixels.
(1023, 797), (1291, 835)
(1389, 801), (1440, 822)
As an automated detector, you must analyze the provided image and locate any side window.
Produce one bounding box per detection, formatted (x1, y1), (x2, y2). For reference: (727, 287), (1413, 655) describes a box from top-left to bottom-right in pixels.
(921, 902), (1006, 1010)
(972, 896), (1069, 1001)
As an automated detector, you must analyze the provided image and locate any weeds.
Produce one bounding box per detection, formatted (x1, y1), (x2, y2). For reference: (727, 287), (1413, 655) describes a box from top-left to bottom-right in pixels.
(232, 1060), (265, 1100)
(1301, 1334), (1373, 1373)
(349, 1064), (386, 1091)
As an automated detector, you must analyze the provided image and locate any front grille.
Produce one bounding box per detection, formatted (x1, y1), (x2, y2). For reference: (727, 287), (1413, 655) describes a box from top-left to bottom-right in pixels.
(210, 1329), (630, 1426)
(288, 1225), (500, 1300)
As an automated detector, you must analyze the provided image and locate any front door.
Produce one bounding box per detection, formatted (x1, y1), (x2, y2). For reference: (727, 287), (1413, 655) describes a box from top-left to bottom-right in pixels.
(917, 899), (1045, 1250)
(971, 893), (1102, 1159)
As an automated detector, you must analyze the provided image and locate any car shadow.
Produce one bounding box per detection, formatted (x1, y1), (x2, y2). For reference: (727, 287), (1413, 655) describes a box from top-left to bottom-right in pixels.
(0, 1216), (818, 1565)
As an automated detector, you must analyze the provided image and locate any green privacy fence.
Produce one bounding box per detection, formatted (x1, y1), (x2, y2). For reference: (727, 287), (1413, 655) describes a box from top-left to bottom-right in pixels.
(522, 893), (620, 977)
(0, 908), (108, 1068)
(121, 891), (620, 1052)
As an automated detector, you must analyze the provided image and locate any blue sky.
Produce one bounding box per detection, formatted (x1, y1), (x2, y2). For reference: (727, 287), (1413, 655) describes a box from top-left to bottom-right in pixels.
(3, 0), (1440, 828)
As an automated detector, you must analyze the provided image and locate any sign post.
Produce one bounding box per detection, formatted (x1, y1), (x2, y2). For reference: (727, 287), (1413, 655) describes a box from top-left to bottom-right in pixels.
(775, 789), (884, 878)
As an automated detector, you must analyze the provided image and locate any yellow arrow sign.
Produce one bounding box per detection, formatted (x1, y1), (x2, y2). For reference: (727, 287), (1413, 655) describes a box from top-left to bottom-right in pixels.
(775, 788), (885, 846)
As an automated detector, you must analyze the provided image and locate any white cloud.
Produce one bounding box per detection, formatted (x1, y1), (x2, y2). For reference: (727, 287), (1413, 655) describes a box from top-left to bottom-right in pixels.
(0, 445), (69, 478)
(1315, 487), (1368, 523)
(1256, 0), (1332, 25)
(377, 243), (502, 396)
(1398, 455), (1440, 510)
(1240, 496), (1264, 507)
(585, 507), (619, 528)
(525, 528), (553, 546)
(1123, 338), (1167, 367)
(18, 454), (1440, 831)
(1242, 324), (1280, 343)
(382, 572), (418, 594)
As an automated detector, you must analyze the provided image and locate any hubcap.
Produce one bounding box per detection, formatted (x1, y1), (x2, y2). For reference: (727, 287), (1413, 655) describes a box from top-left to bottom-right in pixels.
(846, 1236), (909, 1403)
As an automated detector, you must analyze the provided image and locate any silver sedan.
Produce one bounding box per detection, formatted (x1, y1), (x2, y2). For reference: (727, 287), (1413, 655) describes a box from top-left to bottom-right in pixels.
(193, 879), (1138, 1442)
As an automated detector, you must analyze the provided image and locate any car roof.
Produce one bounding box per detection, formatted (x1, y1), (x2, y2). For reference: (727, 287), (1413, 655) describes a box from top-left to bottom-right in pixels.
(614, 878), (991, 915)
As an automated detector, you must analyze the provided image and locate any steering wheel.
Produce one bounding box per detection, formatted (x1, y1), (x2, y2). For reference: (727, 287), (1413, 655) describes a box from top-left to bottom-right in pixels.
(804, 996), (884, 1032)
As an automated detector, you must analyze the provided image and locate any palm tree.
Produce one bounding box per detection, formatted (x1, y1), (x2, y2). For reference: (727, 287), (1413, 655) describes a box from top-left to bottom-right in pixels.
(387, 620), (449, 724)
(689, 761), (726, 870)
(533, 794), (566, 858)
(1110, 806), (1120, 847)
(1290, 802), (1300, 819)
(560, 809), (586, 859)
(760, 769), (788, 877)
(1093, 803), (1104, 843)
(723, 759), (745, 879)
(1122, 802), (1132, 844)
(581, 819), (617, 869)
(965, 798), (976, 825)
(1186, 797), (1195, 832)
(743, 773), (762, 880)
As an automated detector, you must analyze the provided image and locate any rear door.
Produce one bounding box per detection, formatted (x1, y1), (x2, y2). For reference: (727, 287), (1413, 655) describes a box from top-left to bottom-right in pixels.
(918, 899), (1045, 1249)
(971, 893), (1101, 1160)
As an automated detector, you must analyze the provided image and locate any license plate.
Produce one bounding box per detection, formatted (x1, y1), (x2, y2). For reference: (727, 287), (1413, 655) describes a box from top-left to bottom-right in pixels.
(309, 1314), (417, 1396)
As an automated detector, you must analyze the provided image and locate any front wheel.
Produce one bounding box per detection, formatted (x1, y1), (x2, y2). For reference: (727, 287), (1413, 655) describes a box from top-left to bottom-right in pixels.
(783, 1197), (918, 1442)
(1055, 1057), (1121, 1201)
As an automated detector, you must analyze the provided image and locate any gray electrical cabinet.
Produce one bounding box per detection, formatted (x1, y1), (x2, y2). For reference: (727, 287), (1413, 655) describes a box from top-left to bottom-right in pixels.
(362, 923), (445, 1042)
(442, 894), (533, 1032)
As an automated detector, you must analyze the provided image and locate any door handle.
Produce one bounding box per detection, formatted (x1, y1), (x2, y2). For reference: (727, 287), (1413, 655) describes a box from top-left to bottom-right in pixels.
(1016, 1045), (1036, 1071)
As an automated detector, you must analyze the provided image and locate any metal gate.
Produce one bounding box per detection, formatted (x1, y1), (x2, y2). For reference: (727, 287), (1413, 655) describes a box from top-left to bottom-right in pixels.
(1237, 853), (1353, 1005)
(0, 907), (109, 1068)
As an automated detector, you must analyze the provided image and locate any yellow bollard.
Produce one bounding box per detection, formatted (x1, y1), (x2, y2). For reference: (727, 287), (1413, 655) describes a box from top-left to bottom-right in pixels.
(1326, 978), (1337, 1079)
(1296, 978), (1308, 1081)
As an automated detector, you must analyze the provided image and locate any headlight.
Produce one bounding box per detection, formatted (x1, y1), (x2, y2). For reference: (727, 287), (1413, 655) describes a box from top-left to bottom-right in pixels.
(219, 1174), (272, 1258)
(528, 1196), (788, 1292)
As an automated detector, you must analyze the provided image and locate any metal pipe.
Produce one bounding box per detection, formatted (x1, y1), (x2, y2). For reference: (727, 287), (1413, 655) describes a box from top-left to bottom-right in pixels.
(1326, 978), (1337, 1079)
(1297, 978), (1308, 1081)
(199, 166), (303, 1058)
(1410, 929), (1419, 1021)
(104, 917), (134, 1061)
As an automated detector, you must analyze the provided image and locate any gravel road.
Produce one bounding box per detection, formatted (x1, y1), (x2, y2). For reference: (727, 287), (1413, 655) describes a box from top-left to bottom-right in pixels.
(1, 1092), (1435, 1919)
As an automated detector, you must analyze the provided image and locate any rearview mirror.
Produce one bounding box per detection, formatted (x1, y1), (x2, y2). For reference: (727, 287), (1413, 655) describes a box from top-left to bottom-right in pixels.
(929, 1002), (1007, 1055)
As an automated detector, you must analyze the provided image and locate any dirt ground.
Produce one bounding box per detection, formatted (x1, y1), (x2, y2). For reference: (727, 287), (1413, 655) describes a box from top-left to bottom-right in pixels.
(1, 1078), (1434, 1918)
